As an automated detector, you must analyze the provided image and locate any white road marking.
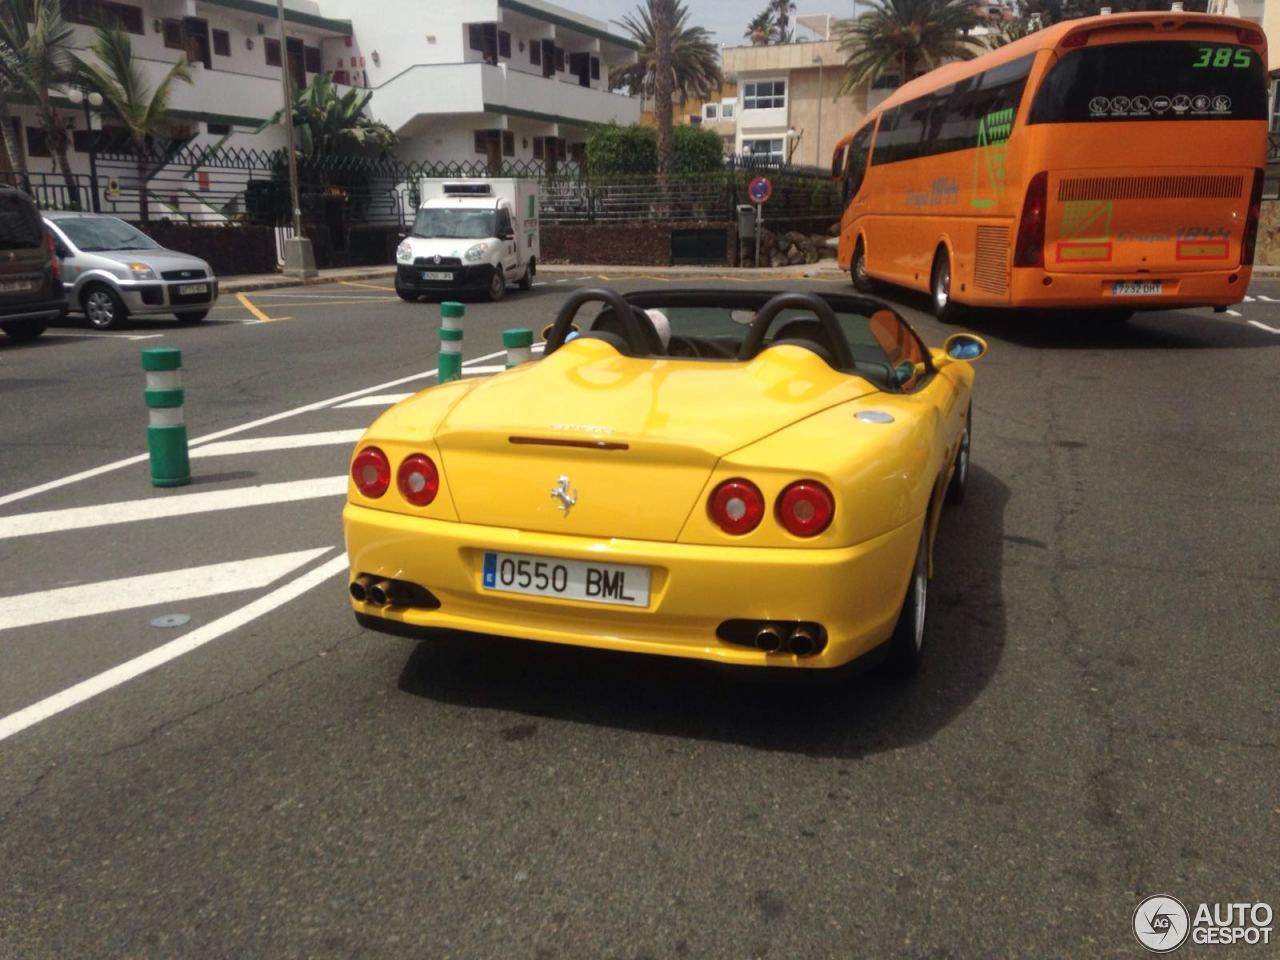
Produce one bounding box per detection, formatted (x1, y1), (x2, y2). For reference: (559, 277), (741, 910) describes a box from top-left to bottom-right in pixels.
(0, 348), (509, 510)
(1247, 319), (1280, 334)
(335, 393), (412, 409)
(555, 278), (569, 284)
(1242, 295), (1256, 302)
(463, 365), (505, 375)
(532, 282), (546, 287)
(0, 553), (348, 743)
(0, 476), (347, 541)
(1225, 309), (1242, 317)
(42, 331), (165, 341)
(190, 430), (365, 458)
(1256, 295), (1279, 302)
(0, 548), (330, 632)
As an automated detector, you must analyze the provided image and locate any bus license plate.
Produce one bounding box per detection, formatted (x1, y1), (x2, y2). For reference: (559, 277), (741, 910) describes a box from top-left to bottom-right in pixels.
(422, 270), (452, 281)
(482, 551), (650, 607)
(177, 283), (208, 296)
(1112, 281), (1162, 296)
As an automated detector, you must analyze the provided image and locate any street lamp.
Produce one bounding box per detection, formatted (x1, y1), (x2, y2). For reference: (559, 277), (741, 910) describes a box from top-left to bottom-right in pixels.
(67, 86), (103, 212)
(813, 56), (824, 170)
(276, 0), (317, 278)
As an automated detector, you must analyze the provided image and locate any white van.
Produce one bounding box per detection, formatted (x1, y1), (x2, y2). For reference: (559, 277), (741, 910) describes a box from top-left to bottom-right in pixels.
(395, 179), (539, 302)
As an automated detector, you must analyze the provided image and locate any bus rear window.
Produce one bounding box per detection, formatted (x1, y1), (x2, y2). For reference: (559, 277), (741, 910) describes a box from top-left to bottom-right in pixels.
(1028, 41), (1267, 123)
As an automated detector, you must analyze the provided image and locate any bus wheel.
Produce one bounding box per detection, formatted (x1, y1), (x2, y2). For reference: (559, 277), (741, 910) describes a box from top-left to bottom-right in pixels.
(852, 239), (876, 293)
(931, 250), (964, 324)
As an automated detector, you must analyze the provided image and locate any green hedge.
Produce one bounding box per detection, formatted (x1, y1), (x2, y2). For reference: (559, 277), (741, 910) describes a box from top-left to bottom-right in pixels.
(585, 123), (725, 176)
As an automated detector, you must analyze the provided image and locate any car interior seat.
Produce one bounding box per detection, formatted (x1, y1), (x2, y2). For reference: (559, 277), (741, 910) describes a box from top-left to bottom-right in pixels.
(770, 318), (842, 368)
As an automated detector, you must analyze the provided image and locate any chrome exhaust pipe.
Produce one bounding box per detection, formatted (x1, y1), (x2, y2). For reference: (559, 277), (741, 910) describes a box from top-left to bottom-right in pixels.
(788, 625), (820, 657)
(349, 575), (373, 602)
(367, 580), (395, 606)
(754, 624), (784, 653)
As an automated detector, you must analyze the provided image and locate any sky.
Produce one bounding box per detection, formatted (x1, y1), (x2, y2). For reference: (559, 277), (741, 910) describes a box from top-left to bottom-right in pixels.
(572, 1), (856, 49)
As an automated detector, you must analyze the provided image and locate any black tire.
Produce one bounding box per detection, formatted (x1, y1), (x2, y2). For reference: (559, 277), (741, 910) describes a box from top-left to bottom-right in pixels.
(851, 238), (876, 293)
(175, 309), (209, 323)
(518, 259), (534, 291)
(1, 322), (46, 341)
(885, 522), (930, 678)
(486, 265), (507, 302)
(945, 406), (971, 506)
(395, 281), (419, 302)
(930, 250), (964, 324)
(81, 284), (128, 331)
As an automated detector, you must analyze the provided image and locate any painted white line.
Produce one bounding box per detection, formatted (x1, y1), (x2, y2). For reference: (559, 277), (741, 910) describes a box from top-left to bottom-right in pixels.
(0, 553), (348, 743)
(190, 430), (365, 458)
(1242, 295), (1256, 303)
(555, 278), (569, 284)
(574, 276), (592, 281)
(463, 365), (505, 375)
(0, 476), (346, 541)
(335, 393), (412, 409)
(532, 281), (546, 287)
(42, 331), (165, 341)
(0, 548), (330, 632)
(532, 342), (545, 353)
(1247, 319), (1280, 334)
(1256, 295), (1279, 303)
(0, 348), (508, 510)
(1225, 309), (1243, 317)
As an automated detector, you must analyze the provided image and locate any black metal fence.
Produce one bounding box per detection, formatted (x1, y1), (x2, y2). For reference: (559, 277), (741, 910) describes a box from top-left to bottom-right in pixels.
(6, 145), (841, 228)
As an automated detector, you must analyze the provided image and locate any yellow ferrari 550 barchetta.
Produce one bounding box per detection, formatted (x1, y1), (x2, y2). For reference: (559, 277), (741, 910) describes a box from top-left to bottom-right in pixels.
(343, 288), (986, 675)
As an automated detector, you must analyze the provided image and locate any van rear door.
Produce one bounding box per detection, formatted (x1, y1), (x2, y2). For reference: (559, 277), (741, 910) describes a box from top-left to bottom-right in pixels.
(0, 193), (51, 304)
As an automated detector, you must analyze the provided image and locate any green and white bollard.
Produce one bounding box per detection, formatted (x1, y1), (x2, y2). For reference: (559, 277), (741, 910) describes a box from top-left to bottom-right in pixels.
(439, 300), (464, 383)
(142, 347), (190, 487)
(503, 328), (533, 368)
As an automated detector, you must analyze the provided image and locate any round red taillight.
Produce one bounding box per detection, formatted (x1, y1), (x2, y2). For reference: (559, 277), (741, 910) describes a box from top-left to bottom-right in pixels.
(351, 446), (390, 498)
(397, 453), (439, 506)
(708, 478), (764, 535)
(776, 481), (834, 537)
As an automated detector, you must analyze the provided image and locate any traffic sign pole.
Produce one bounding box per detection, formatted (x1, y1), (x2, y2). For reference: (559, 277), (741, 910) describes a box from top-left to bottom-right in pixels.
(748, 176), (772, 268)
(755, 204), (762, 268)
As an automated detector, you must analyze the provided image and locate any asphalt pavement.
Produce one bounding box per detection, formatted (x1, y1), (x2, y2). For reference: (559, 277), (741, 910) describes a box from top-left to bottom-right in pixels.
(0, 273), (1277, 958)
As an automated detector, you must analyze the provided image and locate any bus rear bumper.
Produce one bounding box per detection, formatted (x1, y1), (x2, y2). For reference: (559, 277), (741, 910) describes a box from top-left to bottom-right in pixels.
(1010, 267), (1249, 309)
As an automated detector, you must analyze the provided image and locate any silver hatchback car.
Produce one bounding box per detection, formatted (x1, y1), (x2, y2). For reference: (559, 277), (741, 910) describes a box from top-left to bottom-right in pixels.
(44, 212), (218, 330)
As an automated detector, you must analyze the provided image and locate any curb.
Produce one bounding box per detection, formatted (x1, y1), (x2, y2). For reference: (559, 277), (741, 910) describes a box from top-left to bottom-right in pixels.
(220, 267), (396, 294)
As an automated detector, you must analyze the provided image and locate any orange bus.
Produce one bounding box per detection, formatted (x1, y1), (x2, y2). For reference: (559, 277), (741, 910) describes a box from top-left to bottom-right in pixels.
(831, 12), (1269, 321)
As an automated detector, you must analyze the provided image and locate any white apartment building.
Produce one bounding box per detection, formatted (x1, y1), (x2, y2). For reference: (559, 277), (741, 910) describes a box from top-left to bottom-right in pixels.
(319, 0), (640, 169)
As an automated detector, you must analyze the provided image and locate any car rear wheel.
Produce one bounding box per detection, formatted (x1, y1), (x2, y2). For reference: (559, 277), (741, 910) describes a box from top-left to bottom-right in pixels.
(175, 309), (208, 323)
(487, 266), (507, 302)
(82, 285), (127, 330)
(885, 523), (929, 678)
(518, 259), (534, 291)
(931, 250), (964, 324)
(851, 239), (876, 293)
(945, 407), (971, 506)
(1, 322), (46, 341)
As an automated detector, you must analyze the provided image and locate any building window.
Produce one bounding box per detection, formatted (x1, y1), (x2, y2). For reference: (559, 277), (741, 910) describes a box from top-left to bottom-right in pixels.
(264, 37), (281, 67)
(743, 80), (786, 110)
(25, 127), (49, 158)
(721, 99), (736, 119)
(590, 56), (600, 81)
(498, 31), (511, 59)
(162, 19), (183, 50)
(871, 73), (900, 90)
(742, 137), (784, 161)
(570, 142), (586, 165)
(554, 46), (565, 73)
(304, 45), (321, 73)
(703, 103), (719, 121)
(530, 41), (541, 66)
(65, 1), (143, 34)
(212, 28), (230, 57)
(532, 136), (544, 159)
(207, 121), (232, 135)
(502, 130), (513, 156)
(689, 115), (701, 125)
(71, 129), (96, 152)
(468, 23), (498, 65)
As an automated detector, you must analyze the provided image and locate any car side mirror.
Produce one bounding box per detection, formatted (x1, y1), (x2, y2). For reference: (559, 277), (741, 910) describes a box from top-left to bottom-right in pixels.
(500, 230), (515, 241)
(943, 333), (987, 361)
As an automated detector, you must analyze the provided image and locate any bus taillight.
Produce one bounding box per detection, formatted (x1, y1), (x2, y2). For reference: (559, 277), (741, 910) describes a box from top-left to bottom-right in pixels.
(1014, 171), (1049, 269)
(1241, 168), (1264, 267)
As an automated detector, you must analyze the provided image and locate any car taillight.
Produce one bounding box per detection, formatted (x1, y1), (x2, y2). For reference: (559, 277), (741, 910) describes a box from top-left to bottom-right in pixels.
(351, 446), (390, 498)
(708, 478), (764, 535)
(1238, 27), (1264, 45)
(396, 453), (439, 506)
(1061, 29), (1088, 47)
(776, 481), (834, 537)
(1014, 171), (1048, 268)
(1241, 168), (1264, 266)
(47, 232), (59, 280)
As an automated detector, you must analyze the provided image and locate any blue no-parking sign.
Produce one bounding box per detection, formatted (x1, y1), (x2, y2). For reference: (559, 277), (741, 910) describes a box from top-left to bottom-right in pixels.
(748, 176), (772, 204)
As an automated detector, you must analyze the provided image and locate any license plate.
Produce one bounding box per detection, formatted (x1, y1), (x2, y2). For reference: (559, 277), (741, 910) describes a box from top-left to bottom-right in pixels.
(422, 271), (452, 281)
(177, 283), (208, 296)
(1111, 281), (1163, 296)
(0, 279), (33, 293)
(482, 551), (650, 608)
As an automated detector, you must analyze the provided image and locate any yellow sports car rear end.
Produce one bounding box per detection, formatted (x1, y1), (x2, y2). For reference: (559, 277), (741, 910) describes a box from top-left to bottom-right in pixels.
(343, 289), (986, 673)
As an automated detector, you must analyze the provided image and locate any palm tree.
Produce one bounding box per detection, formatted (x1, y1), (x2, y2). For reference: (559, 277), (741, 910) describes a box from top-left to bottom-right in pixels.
(259, 74), (396, 159)
(0, 0), (78, 203)
(983, 16), (1039, 50)
(613, 0), (722, 106)
(769, 0), (798, 42)
(74, 23), (192, 222)
(652, 0), (674, 184)
(835, 0), (983, 95)
(744, 9), (773, 45)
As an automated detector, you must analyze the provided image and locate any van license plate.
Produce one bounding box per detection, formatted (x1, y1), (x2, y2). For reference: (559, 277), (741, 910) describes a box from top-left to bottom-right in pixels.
(482, 551), (650, 607)
(0, 280), (33, 293)
(177, 283), (208, 295)
(422, 271), (452, 281)
(1112, 281), (1162, 296)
